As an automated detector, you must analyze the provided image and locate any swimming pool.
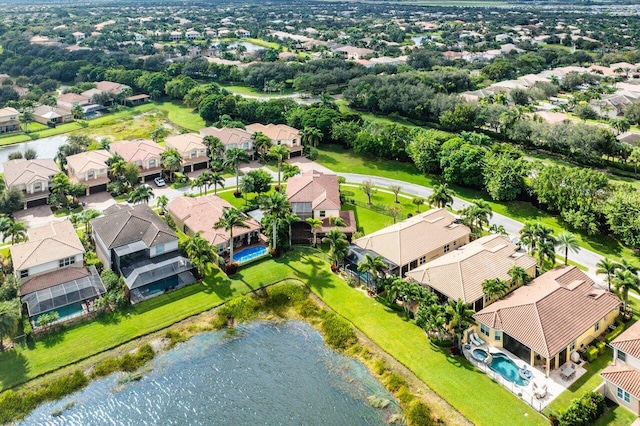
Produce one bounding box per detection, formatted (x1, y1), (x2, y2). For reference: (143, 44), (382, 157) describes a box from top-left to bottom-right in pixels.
(472, 349), (530, 386)
(233, 246), (268, 263)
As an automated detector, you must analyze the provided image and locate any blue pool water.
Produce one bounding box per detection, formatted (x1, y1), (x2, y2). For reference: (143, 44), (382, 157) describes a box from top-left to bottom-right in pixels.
(473, 349), (530, 386)
(233, 246), (268, 262)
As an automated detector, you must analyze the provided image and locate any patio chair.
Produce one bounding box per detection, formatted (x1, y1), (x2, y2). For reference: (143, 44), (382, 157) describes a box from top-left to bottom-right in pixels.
(470, 333), (483, 346)
(533, 381), (547, 399)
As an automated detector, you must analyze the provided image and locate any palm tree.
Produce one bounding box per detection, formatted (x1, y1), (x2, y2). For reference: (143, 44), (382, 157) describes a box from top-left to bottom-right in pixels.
(427, 183), (454, 209)
(209, 171), (225, 195)
(224, 147), (250, 191)
(619, 258), (639, 275)
(21, 109), (34, 133)
(260, 191), (291, 251)
(357, 254), (388, 290)
(301, 126), (322, 147)
(161, 148), (183, 182)
(613, 269), (640, 311)
(461, 199), (493, 237)
(0, 300), (19, 351)
(482, 278), (509, 305)
(156, 195), (169, 214)
(180, 231), (217, 277)
(191, 174), (208, 195)
(445, 298), (475, 347)
(596, 258), (620, 292)
(252, 132), (272, 160)
(535, 237), (557, 270)
(150, 126), (168, 143)
(555, 231), (580, 265)
(77, 209), (101, 233)
(269, 144), (290, 187)
(283, 212), (300, 248)
(322, 228), (349, 267)
(71, 105), (85, 120)
(519, 222), (537, 253)
(203, 136), (225, 161)
(129, 184), (154, 204)
(214, 207), (248, 263)
(384, 277), (405, 304)
(3, 220), (27, 244)
(412, 197), (425, 213)
(507, 265), (531, 288)
(306, 217), (323, 247)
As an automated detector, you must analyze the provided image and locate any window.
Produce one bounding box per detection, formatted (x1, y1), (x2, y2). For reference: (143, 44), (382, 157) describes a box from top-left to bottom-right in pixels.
(190, 150), (197, 158)
(59, 257), (76, 267)
(149, 159), (156, 167)
(33, 182), (42, 192)
(444, 244), (450, 253)
(570, 341), (576, 352)
(20, 270), (28, 279)
(156, 244), (164, 255)
(453, 240), (457, 246)
(494, 331), (501, 341)
(618, 387), (631, 403)
(618, 351), (627, 362)
(319, 211), (326, 218)
(594, 321), (600, 332)
(418, 256), (426, 265)
(87, 171), (94, 179)
(480, 323), (490, 337)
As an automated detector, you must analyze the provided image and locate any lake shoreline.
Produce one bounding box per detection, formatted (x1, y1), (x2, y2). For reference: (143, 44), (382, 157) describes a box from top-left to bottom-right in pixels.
(3, 280), (470, 425)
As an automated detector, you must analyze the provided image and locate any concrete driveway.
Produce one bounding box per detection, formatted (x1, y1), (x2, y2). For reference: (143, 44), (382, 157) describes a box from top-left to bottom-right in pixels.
(14, 205), (56, 228)
(79, 192), (116, 211)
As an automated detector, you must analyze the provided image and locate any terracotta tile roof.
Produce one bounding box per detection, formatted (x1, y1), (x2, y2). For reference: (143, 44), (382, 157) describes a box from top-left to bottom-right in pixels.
(111, 139), (165, 163)
(245, 123), (300, 142)
(167, 195), (260, 246)
(355, 208), (470, 268)
(165, 133), (206, 154)
(611, 321), (640, 360)
(95, 80), (130, 94)
(57, 93), (89, 104)
(32, 105), (71, 120)
(2, 159), (59, 187)
(65, 150), (111, 175)
(286, 170), (340, 211)
(601, 365), (640, 400)
(407, 234), (536, 303)
(10, 220), (84, 271)
(19, 267), (90, 296)
(91, 204), (177, 249)
(199, 127), (253, 146)
(474, 266), (621, 358)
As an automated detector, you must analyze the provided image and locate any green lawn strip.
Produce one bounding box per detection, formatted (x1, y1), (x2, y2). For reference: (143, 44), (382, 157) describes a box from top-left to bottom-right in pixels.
(592, 404), (637, 426)
(316, 144), (637, 265)
(299, 250), (544, 425)
(221, 84), (295, 97)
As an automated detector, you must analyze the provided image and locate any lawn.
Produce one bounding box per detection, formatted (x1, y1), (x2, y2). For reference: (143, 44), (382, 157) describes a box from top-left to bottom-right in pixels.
(0, 250), (544, 425)
(316, 144), (638, 265)
(222, 84), (295, 97)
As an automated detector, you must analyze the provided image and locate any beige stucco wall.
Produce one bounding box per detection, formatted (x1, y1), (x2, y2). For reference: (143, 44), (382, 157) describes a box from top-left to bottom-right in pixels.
(603, 380), (640, 415)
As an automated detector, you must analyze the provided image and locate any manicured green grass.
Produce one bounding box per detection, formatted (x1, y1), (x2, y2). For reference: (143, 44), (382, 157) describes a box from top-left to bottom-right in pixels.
(316, 144), (638, 265)
(245, 38), (283, 50)
(593, 404), (637, 426)
(152, 101), (205, 130)
(222, 84), (295, 97)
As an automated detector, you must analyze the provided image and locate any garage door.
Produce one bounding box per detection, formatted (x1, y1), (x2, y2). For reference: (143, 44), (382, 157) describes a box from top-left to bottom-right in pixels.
(26, 197), (48, 208)
(89, 184), (108, 194)
(193, 162), (208, 171)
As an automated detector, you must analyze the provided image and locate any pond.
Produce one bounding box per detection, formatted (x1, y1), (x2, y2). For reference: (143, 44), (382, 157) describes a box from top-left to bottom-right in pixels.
(20, 321), (402, 425)
(213, 41), (265, 53)
(0, 135), (67, 172)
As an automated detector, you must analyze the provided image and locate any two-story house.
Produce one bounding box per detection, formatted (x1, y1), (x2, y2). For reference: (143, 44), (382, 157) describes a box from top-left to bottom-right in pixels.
(57, 93), (90, 110)
(12, 220), (105, 325)
(66, 149), (112, 195)
(91, 204), (195, 303)
(0, 107), (20, 134)
(245, 123), (303, 157)
(199, 127), (254, 158)
(601, 321), (640, 415)
(111, 139), (165, 182)
(2, 158), (60, 209)
(165, 133), (209, 173)
(167, 194), (262, 257)
(406, 234), (537, 311)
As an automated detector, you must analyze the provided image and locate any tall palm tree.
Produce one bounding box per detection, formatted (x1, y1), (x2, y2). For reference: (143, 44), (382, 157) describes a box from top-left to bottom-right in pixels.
(613, 269), (640, 311)
(3, 220), (27, 244)
(306, 217), (323, 247)
(224, 147), (251, 191)
(301, 126), (322, 148)
(191, 174), (208, 195)
(445, 298), (475, 347)
(77, 209), (101, 234)
(461, 199), (493, 237)
(384, 277), (405, 304)
(555, 231), (580, 265)
(0, 300), (19, 351)
(71, 105), (85, 120)
(357, 254), (388, 290)
(252, 132), (272, 160)
(283, 212), (300, 248)
(180, 231), (217, 277)
(129, 184), (154, 204)
(209, 171), (225, 195)
(482, 278), (509, 305)
(21, 109), (34, 133)
(260, 191), (291, 251)
(519, 222), (537, 253)
(150, 126), (169, 143)
(427, 183), (454, 209)
(619, 258), (639, 275)
(156, 195), (169, 213)
(507, 265), (531, 288)
(596, 258), (620, 292)
(161, 148), (183, 182)
(269, 144), (290, 187)
(203, 136), (225, 161)
(214, 207), (248, 263)
(322, 228), (349, 267)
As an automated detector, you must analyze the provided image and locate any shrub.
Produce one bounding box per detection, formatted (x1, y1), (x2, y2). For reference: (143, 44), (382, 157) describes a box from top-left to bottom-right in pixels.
(218, 295), (259, 323)
(585, 346), (599, 362)
(596, 341), (606, 355)
(406, 400), (433, 426)
(307, 147), (319, 161)
(559, 392), (605, 426)
(225, 262), (239, 275)
(233, 190), (242, 198)
(395, 385), (416, 405)
(321, 312), (356, 350)
(606, 323), (626, 343)
(373, 358), (387, 375)
(385, 373), (407, 392)
(165, 330), (188, 349)
(92, 345), (155, 378)
(297, 299), (319, 318)
(264, 283), (307, 310)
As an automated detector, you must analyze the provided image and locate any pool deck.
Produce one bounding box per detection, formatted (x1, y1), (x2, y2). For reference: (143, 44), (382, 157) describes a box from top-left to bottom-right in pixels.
(463, 343), (587, 411)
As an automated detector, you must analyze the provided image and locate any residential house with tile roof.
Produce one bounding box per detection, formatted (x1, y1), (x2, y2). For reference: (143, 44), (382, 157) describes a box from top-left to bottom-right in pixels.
(245, 123), (303, 156)
(165, 133), (209, 173)
(2, 158), (60, 209)
(66, 149), (111, 195)
(32, 105), (73, 125)
(601, 321), (640, 414)
(353, 208), (470, 277)
(199, 127), (254, 158)
(12, 220), (105, 324)
(111, 139), (165, 182)
(57, 93), (90, 110)
(94, 80), (131, 96)
(0, 107), (20, 134)
(167, 195), (262, 256)
(91, 204), (195, 303)
(474, 266), (620, 376)
(407, 234), (536, 311)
